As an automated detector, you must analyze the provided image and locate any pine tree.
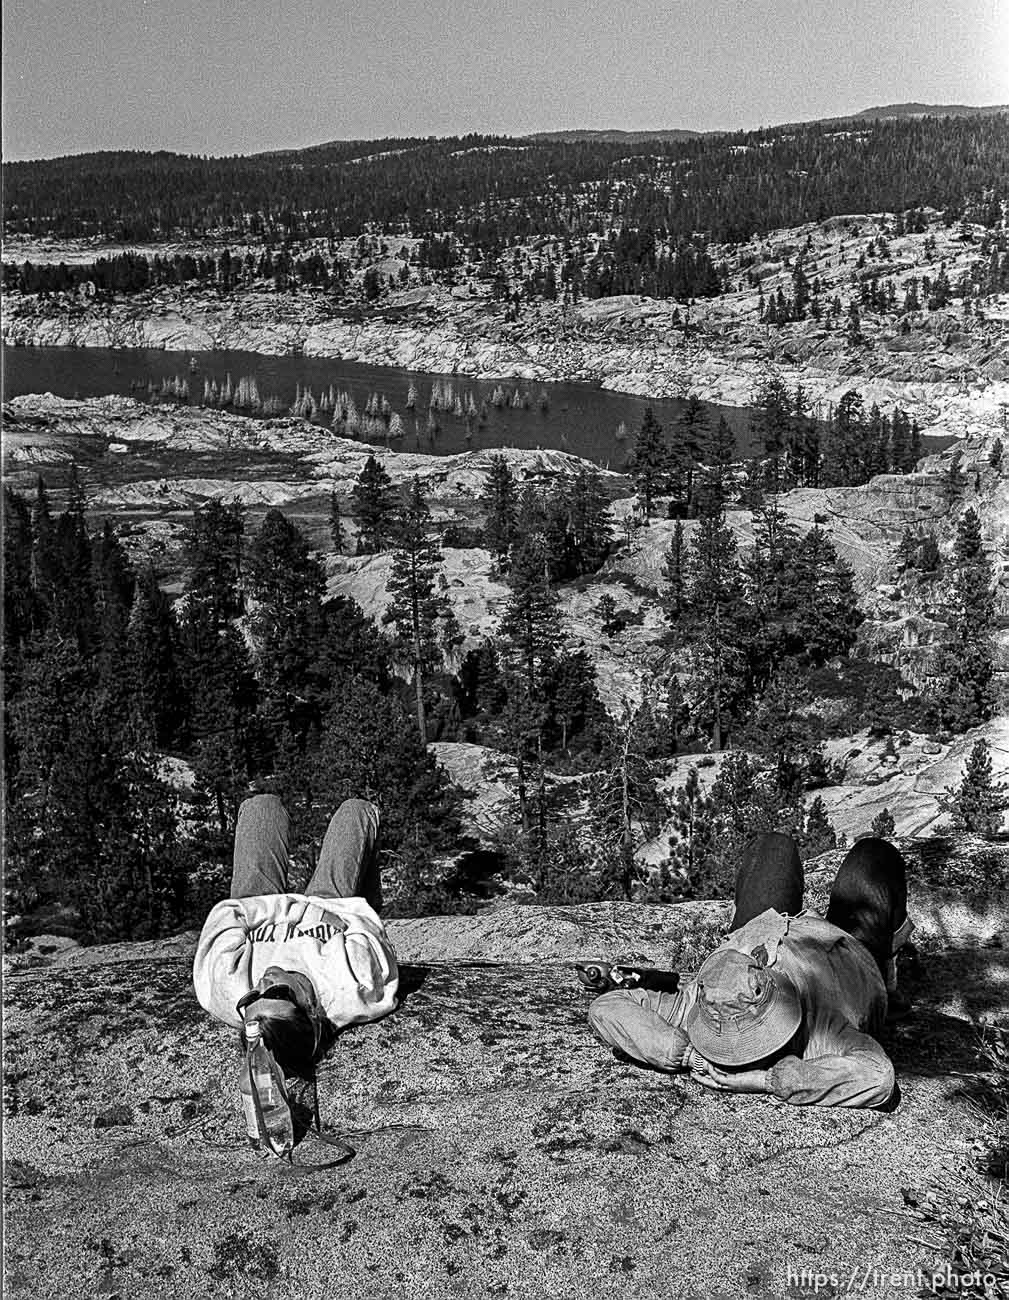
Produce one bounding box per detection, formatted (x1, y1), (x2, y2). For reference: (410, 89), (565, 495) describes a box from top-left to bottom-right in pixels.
(463, 639), (507, 722)
(940, 740), (1009, 837)
(51, 465), (96, 651)
(352, 454), (397, 553)
(568, 466), (613, 574)
(8, 636), (94, 905)
(846, 300), (862, 343)
(306, 675), (462, 869)
(385, 478), (460, 742)
(889, 408), (915, 473)
(128, 565), (187, 749)
(662, 674), (691, 755)
(496, 535), (563, 834)
(588, 696), (666, 897)
(799, 795), (838, 857)
(686, 505), (749, 747)
(870, 807), (896, 838)
(91, 520), (136, 707)
(3, 487), (37, 697)
(795, 386), (821, 488)
(8, 635), (182, 941)
(699, 414), (737, 513)
(685, 608), (747, 750)
(701, 750), (797, 892)
(30, 476), (57, 624)
(746, 500), (801, 674)
(185, 499), (245, 627)
(539, 482), (580, 582)
(664, 766), (716, 890)
(792, 527), (862, 665)
(933, 508), (996, 732)
(750, 376), (791, 493)
(689, 504), (744, 621)
(479, 453), (519, 570)
(953, 506), (984, 563)
(179, 502), (257, 836)
(245, 509), (328, 743)
(826, 390), (866, 487)
(671, 394), (708, 514)
(541, 648), (607, 756)
(180, 606), (258, 837)
(626, 407), (670, 517)
(662, 520), (687, 627)
(499, 535), (562, 695)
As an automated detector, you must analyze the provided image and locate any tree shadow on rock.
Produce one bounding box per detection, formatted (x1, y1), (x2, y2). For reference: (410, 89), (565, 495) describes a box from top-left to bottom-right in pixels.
(884, 944), (1009, 1086)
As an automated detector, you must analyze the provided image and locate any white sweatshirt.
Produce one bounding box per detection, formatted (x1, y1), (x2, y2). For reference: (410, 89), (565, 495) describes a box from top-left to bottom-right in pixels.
(193, 893), (399, 1030)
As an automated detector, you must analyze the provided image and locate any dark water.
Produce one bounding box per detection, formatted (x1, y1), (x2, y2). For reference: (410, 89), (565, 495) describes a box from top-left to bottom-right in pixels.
(2, 345), (757, 468)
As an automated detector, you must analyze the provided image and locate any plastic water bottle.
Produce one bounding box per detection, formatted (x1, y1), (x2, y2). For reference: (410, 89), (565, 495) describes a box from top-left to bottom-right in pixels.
(238, 1021), (293, 1155)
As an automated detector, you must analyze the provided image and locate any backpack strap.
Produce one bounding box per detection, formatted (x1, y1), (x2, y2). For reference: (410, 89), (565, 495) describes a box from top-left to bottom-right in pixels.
(308, 1075), (355, 1160)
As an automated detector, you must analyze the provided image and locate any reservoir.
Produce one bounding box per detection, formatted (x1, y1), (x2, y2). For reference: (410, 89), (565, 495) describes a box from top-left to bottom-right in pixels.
(3, 345), (755, 468)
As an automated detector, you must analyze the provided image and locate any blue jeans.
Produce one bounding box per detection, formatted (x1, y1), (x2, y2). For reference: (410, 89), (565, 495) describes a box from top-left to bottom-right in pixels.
(230, 795), (383, 913)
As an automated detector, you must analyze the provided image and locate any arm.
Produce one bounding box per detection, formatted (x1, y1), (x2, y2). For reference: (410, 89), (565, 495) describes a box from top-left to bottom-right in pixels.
(587, 984), (697, 1073)
(192, 899), (258, 1028)
(765, 1022), (895, 1108)
(688, 1054), (772, 1094)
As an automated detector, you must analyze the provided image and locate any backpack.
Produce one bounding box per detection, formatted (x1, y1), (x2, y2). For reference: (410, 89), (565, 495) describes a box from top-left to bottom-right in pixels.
(235, 985), (354, 1166)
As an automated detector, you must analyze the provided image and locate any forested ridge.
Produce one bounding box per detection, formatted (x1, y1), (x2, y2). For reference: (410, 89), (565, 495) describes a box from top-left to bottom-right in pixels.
(5, 115), (1008, 245)
(4, 390), (1000, 944)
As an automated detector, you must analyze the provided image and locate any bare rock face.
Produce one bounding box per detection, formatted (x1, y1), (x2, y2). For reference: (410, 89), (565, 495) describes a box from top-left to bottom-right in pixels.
(327, 550), (510, 655)
(429, 742), (517, 845)
(5, 867), (1006, 1300)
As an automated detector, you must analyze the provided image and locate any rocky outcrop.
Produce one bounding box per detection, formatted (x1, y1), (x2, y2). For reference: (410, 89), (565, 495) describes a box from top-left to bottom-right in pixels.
(5, 863), (1006, 1300)
(640, 722), (1009, 855)
(4, 395), (628, 505)
(327, 551), (510, 655)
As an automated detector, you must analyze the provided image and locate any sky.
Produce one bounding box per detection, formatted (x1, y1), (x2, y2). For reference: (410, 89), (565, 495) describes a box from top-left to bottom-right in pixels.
(3, 0), (1007, 160)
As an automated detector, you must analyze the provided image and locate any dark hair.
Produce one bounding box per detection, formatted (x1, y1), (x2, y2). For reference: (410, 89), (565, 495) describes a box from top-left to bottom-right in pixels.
(237, 1003), (328, 1080)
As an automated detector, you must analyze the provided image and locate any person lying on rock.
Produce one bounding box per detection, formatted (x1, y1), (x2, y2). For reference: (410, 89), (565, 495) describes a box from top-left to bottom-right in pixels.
(193, 794), (399, 1080)
(586, 833), (914, 1109)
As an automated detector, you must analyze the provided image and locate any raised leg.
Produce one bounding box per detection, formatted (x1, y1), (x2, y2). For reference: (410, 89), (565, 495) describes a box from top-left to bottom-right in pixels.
(731, 831), (804, 930)
(231, 794), (291, 898)
(306, 799), (383, 912)
(825, 837), (908, 978)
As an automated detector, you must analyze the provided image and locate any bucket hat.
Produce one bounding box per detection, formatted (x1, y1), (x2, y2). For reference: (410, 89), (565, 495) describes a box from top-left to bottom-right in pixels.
(685, 947), (802, 1067)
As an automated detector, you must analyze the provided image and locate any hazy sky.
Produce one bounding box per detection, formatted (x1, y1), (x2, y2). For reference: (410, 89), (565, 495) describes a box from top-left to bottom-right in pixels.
(3, 0), (1007, 160)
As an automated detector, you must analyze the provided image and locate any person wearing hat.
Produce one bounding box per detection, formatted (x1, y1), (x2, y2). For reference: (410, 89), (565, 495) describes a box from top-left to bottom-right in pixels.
(586, 832), (913, 1108)
(193, 793), (399, 1081)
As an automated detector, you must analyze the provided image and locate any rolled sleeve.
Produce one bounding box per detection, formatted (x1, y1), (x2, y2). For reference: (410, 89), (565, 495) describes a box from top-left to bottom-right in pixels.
(766, 1028), (895, 1108)
(588, 988), (693, 1072)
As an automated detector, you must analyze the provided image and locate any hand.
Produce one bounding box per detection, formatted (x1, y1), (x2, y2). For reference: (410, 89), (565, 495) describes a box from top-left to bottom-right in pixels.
(684, 1048), (728, 1090)
(686, 1052), (770, 1095)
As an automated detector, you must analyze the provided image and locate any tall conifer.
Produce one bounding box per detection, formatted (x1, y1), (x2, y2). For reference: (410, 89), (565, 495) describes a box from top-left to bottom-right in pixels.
(385, 479), (460, 742)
